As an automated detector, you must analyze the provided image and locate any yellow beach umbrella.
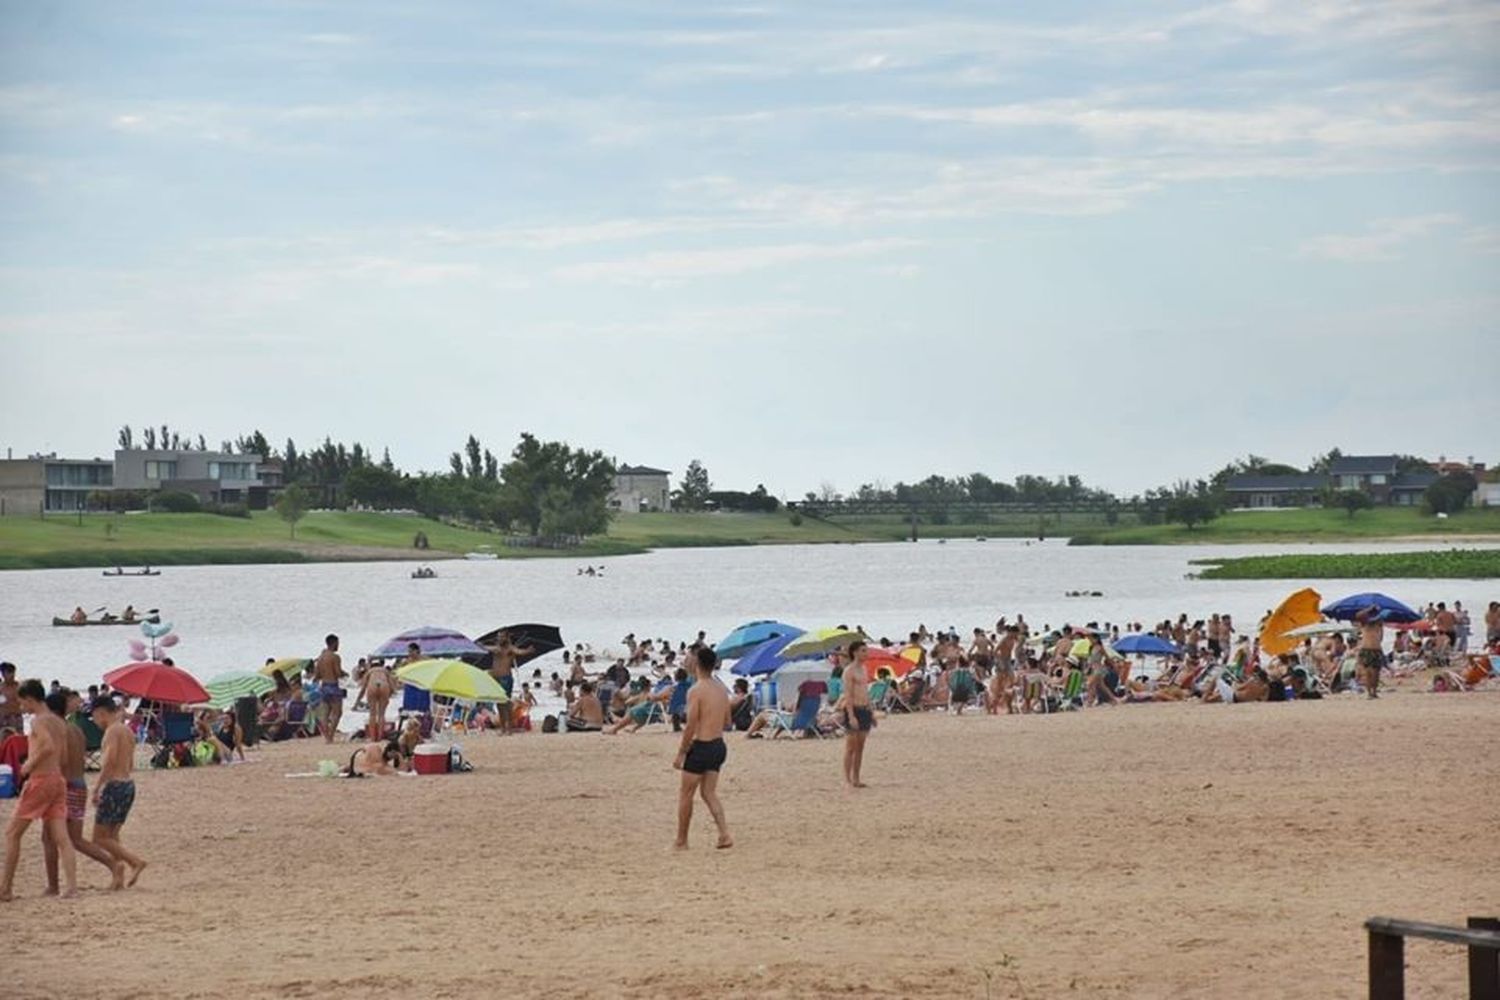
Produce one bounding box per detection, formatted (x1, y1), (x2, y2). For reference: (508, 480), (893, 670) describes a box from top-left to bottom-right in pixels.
(1259, 587), (1323, 657)
(779, 628), (864, 659)
(260, 657), (310, 682)
(396, 658), (509, 702)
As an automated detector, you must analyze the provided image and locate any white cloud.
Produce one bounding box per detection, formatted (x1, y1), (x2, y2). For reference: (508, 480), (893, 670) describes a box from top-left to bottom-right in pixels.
(1296, 214), (1460, 261)
(554, 237), (920, 284)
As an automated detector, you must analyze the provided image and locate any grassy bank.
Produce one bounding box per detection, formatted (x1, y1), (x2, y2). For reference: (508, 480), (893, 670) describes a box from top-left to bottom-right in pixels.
(1068, 507), (1500, 545)
(1192, 549), (1500, 580)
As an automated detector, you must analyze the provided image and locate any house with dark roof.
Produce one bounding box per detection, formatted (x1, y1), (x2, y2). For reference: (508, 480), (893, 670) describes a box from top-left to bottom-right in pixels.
(1223, 474), (1326, 509)
(1225, 455), (1442, 509)
(611, 464), (671, 512)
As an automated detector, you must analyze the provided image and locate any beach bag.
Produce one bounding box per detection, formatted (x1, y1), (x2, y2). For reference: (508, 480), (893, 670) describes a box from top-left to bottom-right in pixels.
(192, 740), (217, 766)
(542, 715), (559, 734)
(447, 745), (473, 773)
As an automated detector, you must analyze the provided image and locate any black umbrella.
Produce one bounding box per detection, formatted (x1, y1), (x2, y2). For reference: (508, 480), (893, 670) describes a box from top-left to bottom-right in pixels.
(473, 623), (565, 669)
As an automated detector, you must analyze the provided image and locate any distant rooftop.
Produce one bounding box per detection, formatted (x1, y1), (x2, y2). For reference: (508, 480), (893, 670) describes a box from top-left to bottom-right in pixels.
(1224, 474), (1326, 492)
(617, 464), (670, 476)
(1327, 455), (1399, 475)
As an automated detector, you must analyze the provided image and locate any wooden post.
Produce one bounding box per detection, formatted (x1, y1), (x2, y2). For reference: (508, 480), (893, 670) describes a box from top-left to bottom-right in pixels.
(1471, 918), (1500, 1000)
(1369, 927), (1404, 1000)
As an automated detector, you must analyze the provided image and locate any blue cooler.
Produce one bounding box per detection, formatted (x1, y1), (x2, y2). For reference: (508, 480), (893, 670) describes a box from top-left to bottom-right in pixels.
(0, 764), (14, 799)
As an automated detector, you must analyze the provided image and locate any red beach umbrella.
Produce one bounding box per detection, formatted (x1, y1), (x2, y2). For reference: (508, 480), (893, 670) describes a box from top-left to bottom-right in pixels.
(103, 661), (210, 705)
(862, 648), (916, 681)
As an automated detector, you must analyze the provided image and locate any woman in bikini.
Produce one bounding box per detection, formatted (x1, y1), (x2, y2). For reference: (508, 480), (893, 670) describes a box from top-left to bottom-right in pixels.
(359, 657), (394, 740)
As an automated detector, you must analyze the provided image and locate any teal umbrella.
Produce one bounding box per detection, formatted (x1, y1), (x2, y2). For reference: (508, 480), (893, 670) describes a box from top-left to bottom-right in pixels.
(205, 670), (275, 710)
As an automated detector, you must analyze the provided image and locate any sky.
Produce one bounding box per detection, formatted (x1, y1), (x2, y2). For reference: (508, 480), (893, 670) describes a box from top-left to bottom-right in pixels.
(1, 0), (1497, 498)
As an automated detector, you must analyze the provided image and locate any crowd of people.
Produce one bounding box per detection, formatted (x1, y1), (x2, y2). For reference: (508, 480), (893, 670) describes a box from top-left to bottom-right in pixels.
(2, 595), (1495, 886)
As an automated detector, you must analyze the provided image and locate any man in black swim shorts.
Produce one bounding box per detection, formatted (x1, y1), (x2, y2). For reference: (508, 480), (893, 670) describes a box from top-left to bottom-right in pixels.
(837, 641), (873, 788)
(671, 646), (733, 850)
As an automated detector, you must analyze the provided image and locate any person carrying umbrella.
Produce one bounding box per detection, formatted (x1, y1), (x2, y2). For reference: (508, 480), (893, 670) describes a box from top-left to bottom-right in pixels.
(1355, 608), (1386, 699)
(484, 632), (534, 736)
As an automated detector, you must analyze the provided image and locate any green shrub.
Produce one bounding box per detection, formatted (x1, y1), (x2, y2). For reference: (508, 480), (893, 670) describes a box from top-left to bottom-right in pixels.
(151, 491), (201, 513)
(789, 512), (803, 527)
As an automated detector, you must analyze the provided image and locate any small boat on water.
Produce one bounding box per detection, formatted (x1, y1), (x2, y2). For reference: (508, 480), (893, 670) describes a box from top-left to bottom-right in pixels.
(464, 546), (498, 561)
(103, 568), (160, 577)
(411, 567), (437, 579)
(52, 617), (137, 627)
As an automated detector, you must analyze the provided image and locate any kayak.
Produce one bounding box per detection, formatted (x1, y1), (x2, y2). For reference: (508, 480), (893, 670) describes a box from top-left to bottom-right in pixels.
(52, 617), (138, 627)
(103, 570), (161, 577)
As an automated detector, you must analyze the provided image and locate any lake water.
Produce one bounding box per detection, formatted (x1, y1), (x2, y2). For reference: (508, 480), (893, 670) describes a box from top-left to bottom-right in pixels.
(1, 539), (1494, 699)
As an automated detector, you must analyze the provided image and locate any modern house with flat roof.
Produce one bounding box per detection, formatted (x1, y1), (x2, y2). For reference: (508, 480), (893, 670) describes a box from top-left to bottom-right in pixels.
(113, 449), (265, 506)
(610, 464), (671, 512)
(0, 455), (115, 515)
(1222, 474), (1326, 509)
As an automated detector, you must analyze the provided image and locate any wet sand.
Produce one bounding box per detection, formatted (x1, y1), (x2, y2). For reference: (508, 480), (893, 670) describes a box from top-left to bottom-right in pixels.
(4, 692), (1497, 999)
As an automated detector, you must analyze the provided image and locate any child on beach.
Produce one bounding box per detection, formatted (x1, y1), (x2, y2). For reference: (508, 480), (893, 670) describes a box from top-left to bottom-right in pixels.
(1, 679), (77, 901)
(89, 695), (147, 888)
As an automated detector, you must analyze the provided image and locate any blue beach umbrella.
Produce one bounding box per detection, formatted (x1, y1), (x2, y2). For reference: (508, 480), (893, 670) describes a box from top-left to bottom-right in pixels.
(1111, 634), (1183, 657)
(1321, 592), (1421, 624)
(716, 620), (803, 660)
(730, 634), (821, 677)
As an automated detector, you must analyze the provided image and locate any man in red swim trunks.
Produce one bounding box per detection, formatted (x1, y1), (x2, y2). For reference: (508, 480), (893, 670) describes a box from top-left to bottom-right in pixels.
(1, 679), (77, 901)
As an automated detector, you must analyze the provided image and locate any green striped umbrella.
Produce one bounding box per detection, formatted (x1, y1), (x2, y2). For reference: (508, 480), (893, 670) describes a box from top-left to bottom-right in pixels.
(205, 670), (275, 710)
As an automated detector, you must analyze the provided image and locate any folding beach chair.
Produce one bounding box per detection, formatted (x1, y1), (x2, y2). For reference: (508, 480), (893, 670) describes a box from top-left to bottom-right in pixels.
(72, 712), (106, 770)
(767, 691), (823, 738)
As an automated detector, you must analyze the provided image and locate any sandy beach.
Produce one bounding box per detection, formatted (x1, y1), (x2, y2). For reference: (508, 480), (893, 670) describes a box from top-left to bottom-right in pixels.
(4, 692), (1497, 999)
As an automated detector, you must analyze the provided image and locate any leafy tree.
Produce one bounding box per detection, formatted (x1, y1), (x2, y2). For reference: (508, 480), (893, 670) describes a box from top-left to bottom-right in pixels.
(275, 485), (311, 539)
(1308, 447), (1344, 474)
(464, 434), (483, 480)
(677, 460), (712, 511)
(142, 426), (157, 450)
(1165, 495), (1218, 530)
(380, 447), (395, 472)
(1327, 489), (1374, 518)
(449, 452), (464, 477)
(483, 449), (498, 482)
(117, 425), (134, 450)
(1424, 472), (1477, 515)
(196, 433), (207, 451)
(284, 439), (302, 481)
(500, 432), (614, 536)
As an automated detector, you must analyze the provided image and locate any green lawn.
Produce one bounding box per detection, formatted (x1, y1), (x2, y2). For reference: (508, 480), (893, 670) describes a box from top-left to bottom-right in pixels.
(1067, 506), (1500, 545)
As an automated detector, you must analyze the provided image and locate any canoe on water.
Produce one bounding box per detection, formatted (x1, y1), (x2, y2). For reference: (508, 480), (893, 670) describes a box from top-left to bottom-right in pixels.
(102, 570), (161, 577)
(52, 617), (139, 627)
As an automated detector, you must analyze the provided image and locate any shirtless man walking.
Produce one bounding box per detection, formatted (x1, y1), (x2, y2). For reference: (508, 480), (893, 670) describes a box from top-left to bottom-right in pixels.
(90, 695), (147, 887)
(312, 634), (345, 743)
(485, 632), (534, 735)
(1, 680), (76, 901)
(43, 690), (124, 892)
(1355, 608), (1386, 699)
(836, 641), (874, 789)
(672, 647), (732, 850)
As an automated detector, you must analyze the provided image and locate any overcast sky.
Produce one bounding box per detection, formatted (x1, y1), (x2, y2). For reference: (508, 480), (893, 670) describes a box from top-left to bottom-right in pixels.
(2, 1), (1497, 497)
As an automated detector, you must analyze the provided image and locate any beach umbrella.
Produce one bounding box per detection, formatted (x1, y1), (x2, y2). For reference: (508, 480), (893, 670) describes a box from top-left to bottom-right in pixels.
(861, 648), (916, 681)
(396, 659), (509, 702)
(1281, 621), (1357, 639)
(1259, 588), (1322, 657)
(716, 621), (803, 660)
(780, 628), (863, 659)
(473, 623), (565, 669)
(730, 633), (821, 677)
(1322, 592), (1421, 624)
(1112, 634), (1183, 657)
(204, 670), (274, 709)
(103, 661), (210, 706)
(260, 657), (310, 682)
(372, 625), (485, 660)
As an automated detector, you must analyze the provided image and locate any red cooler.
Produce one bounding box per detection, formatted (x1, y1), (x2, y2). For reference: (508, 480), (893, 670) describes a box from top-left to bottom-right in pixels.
(412, 743), (449, 775)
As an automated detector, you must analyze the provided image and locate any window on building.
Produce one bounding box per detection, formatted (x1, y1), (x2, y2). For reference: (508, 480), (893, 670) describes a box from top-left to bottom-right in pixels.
(145, 460), (178, 481)
(1369, 474), (1387, 486)
(1339, 475), (1360, 490)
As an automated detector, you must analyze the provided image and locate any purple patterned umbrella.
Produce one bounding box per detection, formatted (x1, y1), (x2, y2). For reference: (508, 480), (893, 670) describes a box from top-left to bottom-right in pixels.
(371, 625), (485, 660)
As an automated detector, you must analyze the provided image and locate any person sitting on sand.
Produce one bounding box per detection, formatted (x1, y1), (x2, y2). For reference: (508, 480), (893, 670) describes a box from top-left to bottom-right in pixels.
(193, 714), (233, 763)
(215, 709), (246, 761)
(564, 681), (605, 732)
(729, 678), (754, 731)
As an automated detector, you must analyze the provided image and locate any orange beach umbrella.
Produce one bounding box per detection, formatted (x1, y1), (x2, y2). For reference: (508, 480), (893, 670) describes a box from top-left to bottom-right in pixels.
(1259, 587), (1322, 657)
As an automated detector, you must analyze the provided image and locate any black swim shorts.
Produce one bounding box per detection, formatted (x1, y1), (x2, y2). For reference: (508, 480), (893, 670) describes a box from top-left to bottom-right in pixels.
(849, 706), (875, 732)
(683, 738), (727, 775)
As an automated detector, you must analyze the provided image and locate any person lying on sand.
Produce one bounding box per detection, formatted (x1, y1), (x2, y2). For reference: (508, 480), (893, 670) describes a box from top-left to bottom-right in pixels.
(345, 741), (411, 776)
